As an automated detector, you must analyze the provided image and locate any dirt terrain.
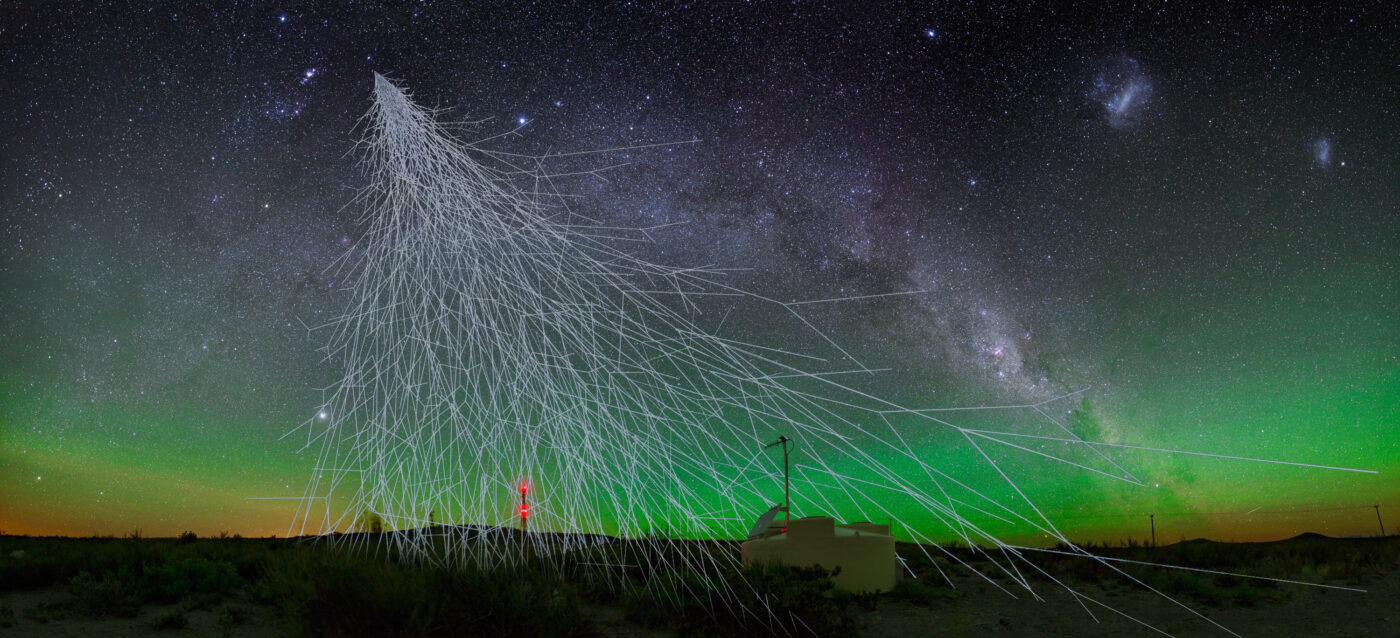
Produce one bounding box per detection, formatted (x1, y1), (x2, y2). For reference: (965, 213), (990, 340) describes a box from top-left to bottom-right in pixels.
(4, 571), (1394, 637)
(859, 567), (1399, 637)
(2, 535), (1395, 637)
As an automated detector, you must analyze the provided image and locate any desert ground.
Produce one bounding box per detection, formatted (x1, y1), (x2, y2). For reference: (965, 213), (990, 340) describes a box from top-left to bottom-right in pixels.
(858, 560), (1400, 637)
(2, 533), (1395, 637)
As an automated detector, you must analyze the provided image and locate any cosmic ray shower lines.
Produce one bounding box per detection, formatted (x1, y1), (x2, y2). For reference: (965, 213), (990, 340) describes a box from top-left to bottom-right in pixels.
(281, 75), (1371, 634)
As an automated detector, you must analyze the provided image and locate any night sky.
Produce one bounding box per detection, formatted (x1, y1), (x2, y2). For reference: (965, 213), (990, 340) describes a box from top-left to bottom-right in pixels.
(2, 2), (1395, 542)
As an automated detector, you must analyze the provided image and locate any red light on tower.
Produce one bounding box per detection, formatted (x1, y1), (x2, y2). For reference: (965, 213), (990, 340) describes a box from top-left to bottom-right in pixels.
(519, 479), (530, 533)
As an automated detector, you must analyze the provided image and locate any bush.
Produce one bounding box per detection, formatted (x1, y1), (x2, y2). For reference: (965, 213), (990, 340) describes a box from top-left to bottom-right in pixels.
(144, 556), (243, 603)
(260, 547), (596, 637)
(742, 563), (858, 636)
(69, 569), (141, 618)
(0, 551), (63, 591)
(619, 568), (718, 630)
(622, 562), (858, 637)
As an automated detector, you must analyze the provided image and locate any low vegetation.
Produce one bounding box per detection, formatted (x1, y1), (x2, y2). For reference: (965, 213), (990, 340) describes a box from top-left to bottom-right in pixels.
(147, 608), (189, 630)
(0, 531), (1393, 636)
(1039, 534), (1400, 606)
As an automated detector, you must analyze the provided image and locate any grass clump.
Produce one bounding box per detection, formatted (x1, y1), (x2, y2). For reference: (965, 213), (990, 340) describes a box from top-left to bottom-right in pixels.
(888, 578), (961, 606)
(219, 605), (250, 627)
(148, 608), (189, 630)
(23, 601), (68, 624)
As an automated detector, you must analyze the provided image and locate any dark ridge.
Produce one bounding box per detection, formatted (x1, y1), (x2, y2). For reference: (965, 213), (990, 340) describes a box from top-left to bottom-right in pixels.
(1169, 537), (1216, 545)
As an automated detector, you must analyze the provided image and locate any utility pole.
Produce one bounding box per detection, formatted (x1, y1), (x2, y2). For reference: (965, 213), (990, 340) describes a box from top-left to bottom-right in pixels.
(1375, 505), (1386, 537)
(520, 481), (529, 534)
(1149, 514), (1156, 548)
(765, 435), (792, 529)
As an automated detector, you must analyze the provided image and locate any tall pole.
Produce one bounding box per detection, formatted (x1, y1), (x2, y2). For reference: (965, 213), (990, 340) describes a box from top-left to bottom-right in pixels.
(1149, 514), (1156, 548)
(1375, 505), (1386, 537)
(783, 436), (790, 529)
(765, 435), (792, 529)
(520, 482), (529, 534)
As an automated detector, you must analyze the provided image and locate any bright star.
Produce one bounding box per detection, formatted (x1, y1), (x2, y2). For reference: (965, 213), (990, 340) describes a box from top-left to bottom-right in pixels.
(925, 29), (937, 38)
(518, 116), (528, 125)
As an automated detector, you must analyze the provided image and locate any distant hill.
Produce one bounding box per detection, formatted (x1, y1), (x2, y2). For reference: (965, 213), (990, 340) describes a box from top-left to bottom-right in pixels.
(1169, 537), (1216, 546)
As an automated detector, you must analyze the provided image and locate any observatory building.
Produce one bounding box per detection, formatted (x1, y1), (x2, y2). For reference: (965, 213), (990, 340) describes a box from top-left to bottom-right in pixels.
(741, 510), (897, 593)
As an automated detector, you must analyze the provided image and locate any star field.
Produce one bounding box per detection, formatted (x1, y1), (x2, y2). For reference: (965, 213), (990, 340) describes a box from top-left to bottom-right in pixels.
(0, 2), (1395, 541)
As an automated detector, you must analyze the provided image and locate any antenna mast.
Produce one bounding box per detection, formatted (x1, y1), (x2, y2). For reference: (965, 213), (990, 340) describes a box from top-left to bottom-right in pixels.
(765, 435), (792, 528)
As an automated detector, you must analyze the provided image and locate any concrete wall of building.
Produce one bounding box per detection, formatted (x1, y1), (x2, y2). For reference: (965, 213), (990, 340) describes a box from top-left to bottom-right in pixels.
(740, 516), (897, 593)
